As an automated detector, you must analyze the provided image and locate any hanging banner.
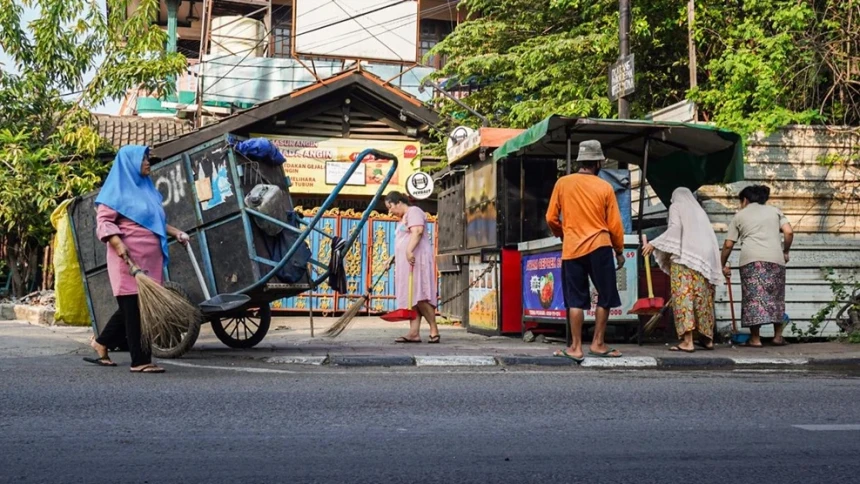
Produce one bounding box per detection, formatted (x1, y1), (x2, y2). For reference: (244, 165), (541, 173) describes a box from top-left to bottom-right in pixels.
(254, 134), (420, 196)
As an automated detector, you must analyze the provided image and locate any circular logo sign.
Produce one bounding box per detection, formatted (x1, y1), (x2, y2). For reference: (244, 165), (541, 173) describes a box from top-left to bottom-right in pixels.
(404, 145), (418, 159)
(405, 172), (434, 200)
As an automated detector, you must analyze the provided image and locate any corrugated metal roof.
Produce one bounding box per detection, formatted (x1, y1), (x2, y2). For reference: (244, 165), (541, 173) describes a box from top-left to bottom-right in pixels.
(92, 114), (194, 149)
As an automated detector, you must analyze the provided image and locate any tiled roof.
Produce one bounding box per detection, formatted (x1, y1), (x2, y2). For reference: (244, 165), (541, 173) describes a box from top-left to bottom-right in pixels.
(93, 114), (195, 149)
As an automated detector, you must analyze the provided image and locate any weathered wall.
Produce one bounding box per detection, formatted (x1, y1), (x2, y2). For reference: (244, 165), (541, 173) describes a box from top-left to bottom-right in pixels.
(700, 126), (860, 337)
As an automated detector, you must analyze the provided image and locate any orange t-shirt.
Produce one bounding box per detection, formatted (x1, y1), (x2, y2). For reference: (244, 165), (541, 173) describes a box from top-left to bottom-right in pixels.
(545, 173), (625, 260)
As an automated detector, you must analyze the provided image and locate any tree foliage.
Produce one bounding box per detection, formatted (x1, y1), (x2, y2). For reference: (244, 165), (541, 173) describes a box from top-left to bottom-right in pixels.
(428, 0), (860, 138)
(0, 0), (185, 296)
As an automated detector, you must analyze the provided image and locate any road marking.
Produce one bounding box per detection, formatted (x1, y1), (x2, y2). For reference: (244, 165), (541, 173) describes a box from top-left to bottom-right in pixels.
(733, 358), (809, 366)
(414, 356), (497, 367)
(581, 357), (658, 368)
(793, 424), (860, 431)
(158, 360), (607, 375)
(266, 356), (328, 366)
(159, 360), (298, 374)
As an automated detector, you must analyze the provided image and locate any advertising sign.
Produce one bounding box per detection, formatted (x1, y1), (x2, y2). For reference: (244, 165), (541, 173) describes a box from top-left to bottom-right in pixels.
(255, 134), (420, 196)
(522, 248), (639, 322)
(468, 256), (499, 331)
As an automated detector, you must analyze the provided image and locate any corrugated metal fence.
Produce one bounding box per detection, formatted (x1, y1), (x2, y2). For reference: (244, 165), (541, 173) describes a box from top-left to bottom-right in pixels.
(699, 126), (860, 337)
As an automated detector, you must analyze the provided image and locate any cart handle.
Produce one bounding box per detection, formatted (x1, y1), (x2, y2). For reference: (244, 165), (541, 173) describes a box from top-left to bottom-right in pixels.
(237, 148), (399, 295)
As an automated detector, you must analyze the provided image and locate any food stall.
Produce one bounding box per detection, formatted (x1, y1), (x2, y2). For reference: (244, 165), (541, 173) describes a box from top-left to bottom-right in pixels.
(434, 126), (525, 335)
(491, 116), (745, 343)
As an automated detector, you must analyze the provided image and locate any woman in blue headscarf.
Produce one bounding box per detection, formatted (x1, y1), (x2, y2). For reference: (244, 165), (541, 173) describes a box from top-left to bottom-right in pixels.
(83, 145), (189, 373)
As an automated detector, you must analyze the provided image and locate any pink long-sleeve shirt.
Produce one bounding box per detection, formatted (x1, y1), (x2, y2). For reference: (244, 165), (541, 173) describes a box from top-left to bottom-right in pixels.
(96, 205), (164, 296)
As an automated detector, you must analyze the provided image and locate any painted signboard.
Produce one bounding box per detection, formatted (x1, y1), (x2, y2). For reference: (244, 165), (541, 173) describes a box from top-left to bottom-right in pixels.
(253, 134), (420, 196)
(521, 247), (639, 322)
(465, 158), (497, 248)
(468, 255), (499, 331)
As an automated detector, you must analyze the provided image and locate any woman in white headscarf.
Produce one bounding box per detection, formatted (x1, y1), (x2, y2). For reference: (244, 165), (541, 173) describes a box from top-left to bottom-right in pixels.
(642, 187), (724, 352)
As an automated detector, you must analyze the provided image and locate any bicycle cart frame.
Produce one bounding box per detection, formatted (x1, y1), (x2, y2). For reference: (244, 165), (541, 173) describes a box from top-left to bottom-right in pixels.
(69, 134), (398, 354)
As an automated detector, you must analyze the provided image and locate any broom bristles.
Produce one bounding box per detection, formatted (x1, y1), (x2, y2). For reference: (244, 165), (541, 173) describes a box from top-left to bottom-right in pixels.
(643, 297), (673, 335)
(135, 273), (202, 349)
(324, 295), (367, 338)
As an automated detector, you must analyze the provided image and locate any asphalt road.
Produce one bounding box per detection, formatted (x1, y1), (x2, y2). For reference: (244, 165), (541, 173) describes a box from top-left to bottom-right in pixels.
(2, 356), (860, 484)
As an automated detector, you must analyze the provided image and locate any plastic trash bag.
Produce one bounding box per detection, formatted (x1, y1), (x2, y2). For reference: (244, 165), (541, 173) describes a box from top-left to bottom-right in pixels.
(50, 199), (90, 325)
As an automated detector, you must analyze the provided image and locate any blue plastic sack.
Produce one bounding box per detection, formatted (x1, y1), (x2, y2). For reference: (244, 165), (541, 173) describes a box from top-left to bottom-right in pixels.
(232, 137), (286, 166)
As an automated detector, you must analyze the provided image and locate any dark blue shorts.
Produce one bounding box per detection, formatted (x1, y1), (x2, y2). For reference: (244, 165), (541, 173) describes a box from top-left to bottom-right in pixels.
(562, 246), (622, 310)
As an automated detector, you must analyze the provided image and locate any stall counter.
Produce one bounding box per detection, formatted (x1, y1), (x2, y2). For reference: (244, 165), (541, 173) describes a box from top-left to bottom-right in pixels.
(517, 235), (640, 324)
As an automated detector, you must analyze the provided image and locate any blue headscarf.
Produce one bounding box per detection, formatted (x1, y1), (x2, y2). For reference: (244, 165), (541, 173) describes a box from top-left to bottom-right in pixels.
(95, 145), (169, 266)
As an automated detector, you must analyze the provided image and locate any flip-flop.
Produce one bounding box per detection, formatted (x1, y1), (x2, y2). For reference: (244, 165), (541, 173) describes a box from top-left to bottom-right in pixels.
(669, 345), (695, 354)
(130, 364), (165, 373)
(588, 348), (622, 358)
(771, 340), (789, 347)
(394, 337), (421, 344)
(740, 342), (764, 348)
(694, 341), (715, 351)
(83, 356), (117, 367)
(553, 349), (584, 364)
(427, 335), (441, 344)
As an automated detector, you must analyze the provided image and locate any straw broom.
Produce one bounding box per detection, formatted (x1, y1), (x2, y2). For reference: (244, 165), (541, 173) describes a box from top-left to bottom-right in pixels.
(643, 297), (674, 335)
(125, 256), (202, 348)
(325, 264), (392, 338)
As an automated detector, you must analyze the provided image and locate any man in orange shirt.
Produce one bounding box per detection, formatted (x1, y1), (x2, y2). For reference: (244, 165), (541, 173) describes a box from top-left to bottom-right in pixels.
(546, 140), (625, 362)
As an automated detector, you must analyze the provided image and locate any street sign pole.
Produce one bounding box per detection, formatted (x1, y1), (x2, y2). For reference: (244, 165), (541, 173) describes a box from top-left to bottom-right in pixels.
(618, 0), (631, 120)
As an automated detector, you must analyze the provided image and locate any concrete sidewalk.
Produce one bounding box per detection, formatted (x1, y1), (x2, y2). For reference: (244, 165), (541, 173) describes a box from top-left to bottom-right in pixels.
(6, 316), (860, 369)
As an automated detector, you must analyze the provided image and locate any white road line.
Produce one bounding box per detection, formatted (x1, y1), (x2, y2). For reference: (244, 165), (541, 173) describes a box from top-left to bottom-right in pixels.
(157, 360), (606, 375)
(793, 424), (860, 431)
(733, 358), (810, 366)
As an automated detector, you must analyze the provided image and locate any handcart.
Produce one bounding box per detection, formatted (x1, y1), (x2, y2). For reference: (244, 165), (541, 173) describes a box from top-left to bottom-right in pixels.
(69, 134), (398, 358)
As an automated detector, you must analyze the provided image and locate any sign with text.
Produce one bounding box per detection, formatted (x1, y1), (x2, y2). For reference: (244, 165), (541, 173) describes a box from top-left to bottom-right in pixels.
(608, 54), (635, 102)
(521, 248), (639, 322)
(255, 134), (420, 196)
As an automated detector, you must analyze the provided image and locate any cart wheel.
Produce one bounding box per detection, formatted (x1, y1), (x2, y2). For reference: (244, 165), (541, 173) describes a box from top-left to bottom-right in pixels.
(211, 304), (271, 349)
(523, 330), (536, 343)
(151, 281), (202, 359)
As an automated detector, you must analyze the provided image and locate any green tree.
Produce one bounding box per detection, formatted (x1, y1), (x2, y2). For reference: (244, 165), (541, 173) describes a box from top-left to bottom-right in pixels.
(691, 0), (860, 135)
(428, 0), (860, 138)
(427, 0), (689, 129)
(0, 0), (185, 296)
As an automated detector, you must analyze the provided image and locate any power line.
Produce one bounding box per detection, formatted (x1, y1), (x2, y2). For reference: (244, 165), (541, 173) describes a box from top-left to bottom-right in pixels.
(202, 1), (454, 98)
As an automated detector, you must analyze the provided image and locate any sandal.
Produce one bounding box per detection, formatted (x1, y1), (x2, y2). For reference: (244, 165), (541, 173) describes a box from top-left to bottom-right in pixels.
(394, 336), (421, 344)
(694, 340), (714, 351)
(83, 356), (117, 367)
(553, 349), (584, 364)
(427, 334), (440, 344)
(130, 364), (165, 373)
(669, 345), (695, 354)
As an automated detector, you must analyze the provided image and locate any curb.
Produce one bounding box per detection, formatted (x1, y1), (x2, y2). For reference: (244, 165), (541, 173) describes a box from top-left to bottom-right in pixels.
(266, 356), (329, 366)
(257, 354), (860, 368)
(329, 355), (415, 367)
(0, 304), (57, 327)
(415, 356), (497, 367)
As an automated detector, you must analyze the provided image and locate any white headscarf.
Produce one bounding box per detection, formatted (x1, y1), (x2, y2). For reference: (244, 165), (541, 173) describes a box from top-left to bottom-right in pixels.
(650, 187), (724, 287)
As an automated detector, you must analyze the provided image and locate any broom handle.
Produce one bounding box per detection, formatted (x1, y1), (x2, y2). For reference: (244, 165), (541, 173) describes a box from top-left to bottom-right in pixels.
(644, 255), (655, 299)
(408, 266), (414, 308)
(185, 243), (212, 300)
(727, 274), (738, 332)
(641, 235), (655, 299)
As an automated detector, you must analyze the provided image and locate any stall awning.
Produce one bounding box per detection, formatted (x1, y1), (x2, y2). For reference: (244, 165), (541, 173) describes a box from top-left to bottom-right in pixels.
(491, 116), (744, 204)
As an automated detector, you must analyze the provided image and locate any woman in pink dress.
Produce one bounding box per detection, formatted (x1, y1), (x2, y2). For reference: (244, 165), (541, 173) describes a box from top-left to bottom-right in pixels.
(385, 192), (439, 343)
(83, 145), (189, 373)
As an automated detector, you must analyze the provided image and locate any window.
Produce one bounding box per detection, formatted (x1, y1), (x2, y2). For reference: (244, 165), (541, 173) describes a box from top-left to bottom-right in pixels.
(419, 19), (453, 68)
(272, 8), (293, 58)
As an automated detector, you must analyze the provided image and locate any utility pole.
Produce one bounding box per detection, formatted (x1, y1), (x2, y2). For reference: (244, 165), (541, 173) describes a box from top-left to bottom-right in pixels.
(618, 0), (631, 119)
(688, 0), (697, 89)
